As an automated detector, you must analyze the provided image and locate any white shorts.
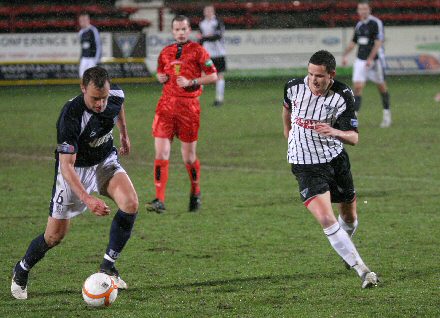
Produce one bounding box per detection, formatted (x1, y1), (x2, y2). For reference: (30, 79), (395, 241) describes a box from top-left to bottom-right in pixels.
(79, 57), (98, 77)
(50, 151), (126, 220)
(352, 57), (385, 84)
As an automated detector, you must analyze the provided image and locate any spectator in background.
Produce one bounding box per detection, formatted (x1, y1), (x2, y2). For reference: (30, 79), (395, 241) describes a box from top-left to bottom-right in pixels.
(199, 5), (226, 107)
(147, 15), (217, 213)
(342, 1), (391, 128)
(78, 13), (102, 78)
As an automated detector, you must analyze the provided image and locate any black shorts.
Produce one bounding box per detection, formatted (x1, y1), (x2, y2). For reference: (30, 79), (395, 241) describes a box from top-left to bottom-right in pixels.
(291, 149), (356, 204)
(212, 57), (226, 73)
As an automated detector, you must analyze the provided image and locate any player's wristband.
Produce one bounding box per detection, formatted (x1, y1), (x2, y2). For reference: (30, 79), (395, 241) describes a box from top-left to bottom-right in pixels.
(191, 79), (198, 87)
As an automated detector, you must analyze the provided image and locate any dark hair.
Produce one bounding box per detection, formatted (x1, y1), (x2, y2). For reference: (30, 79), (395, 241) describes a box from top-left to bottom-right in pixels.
(309, 50), (336, 73)
(82, 66), (110, 88)
(172, 15), (191, 26)
(358, 0), (369, 5)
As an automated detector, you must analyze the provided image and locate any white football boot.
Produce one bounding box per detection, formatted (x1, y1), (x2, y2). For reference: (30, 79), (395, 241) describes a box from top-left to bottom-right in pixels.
(361, 271), (379, 289)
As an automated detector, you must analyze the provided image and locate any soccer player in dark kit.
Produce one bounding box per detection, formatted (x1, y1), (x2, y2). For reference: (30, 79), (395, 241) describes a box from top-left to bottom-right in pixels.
(11, 66), (138, 300)
(147, 15), (217, 213)
(283, 50), (379, 289)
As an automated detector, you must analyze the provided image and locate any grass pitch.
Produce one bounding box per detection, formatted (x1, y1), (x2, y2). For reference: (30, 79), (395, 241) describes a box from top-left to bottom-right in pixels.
(0, 75), (439, 317)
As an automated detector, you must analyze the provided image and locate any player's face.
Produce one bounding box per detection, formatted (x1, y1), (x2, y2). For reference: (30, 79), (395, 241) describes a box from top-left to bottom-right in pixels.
(307, 63), (335, 96)
(81, 81), (110, 113)
(204, 6), (215, 19)
(172, 20), (191, 43)
(357, 3), (370, 20)
(78, 15), (90, 28)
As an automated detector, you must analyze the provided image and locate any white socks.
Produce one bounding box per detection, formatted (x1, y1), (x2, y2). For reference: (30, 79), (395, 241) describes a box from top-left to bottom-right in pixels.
(324, 222), (370, 277)
(216, 79), (225, 102)
(338, 215), (358, 237)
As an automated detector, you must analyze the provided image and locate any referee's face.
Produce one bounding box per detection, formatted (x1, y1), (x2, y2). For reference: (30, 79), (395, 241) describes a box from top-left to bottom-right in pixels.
(172, 20), (191, 44)
(307, 63), (335, 96)
(81, 81), (110, 113)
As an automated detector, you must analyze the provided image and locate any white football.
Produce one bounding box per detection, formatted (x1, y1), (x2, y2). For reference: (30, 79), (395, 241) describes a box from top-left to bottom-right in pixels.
(82, 272), (118, 307)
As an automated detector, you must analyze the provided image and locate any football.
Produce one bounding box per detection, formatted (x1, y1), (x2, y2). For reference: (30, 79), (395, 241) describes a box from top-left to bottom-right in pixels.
(82, 272), (118, 307)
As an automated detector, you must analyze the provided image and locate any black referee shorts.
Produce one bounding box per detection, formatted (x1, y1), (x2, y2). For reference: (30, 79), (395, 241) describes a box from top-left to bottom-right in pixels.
(212, 57), (226, 73)
(291, 149), (356, 205)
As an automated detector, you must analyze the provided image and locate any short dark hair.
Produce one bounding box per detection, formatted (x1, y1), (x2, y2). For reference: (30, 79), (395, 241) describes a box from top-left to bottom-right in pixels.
(172, 15), (190, 26)
(309, 50), (336, 73)
(82, 66), (110, 88)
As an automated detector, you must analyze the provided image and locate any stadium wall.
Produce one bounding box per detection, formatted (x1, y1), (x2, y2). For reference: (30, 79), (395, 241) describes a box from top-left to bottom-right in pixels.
(0, 25), (439, 85)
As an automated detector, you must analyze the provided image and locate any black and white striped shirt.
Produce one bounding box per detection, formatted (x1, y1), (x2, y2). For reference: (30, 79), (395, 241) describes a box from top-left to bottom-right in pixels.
(284, 77), (358, 164)
(199, 16), (226, 58)
(353, 15), (384, 61)
(79, 25), (102, 62)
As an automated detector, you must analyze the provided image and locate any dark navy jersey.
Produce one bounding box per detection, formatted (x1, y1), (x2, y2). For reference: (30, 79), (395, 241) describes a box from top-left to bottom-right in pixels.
(79, 25), (101, 60)
(352, 15), (384, 60)
(56, 84), (124, 167)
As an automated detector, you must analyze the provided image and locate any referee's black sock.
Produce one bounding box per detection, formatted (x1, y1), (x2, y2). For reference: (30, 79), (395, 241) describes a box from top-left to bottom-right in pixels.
(381, 92), (390, 110)
(354, 95), (362, 112)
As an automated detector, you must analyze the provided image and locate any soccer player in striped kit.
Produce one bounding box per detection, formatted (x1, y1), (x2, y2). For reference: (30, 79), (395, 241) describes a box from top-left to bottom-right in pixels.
(147, 15), (217, 213)
(342, 0), (391, 128)
(283, 50), (379, 288)
(199, 5), (226, 107)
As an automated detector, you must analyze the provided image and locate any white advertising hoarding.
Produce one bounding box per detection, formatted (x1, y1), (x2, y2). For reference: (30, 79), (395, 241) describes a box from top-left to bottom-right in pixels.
(0, 33), (112, 62)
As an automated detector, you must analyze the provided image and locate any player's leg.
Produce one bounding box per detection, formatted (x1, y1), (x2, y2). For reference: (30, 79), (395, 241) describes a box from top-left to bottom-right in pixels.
(181, 141), (201, 212)
(377, 81), (391, 128)
(178, 98), (202, 211)
(213, 57), (226, 106)
(307, 193), (374, 286)
(352, 58), (367, 113)
(100, 170), (138, 289)
(215, 72), (225, 106)
(370, 59), (391, 127)
(12, 162), (90, 299)
(338, 200), (358, 237)
(12, 217), (70, 299)
(149, 107), (174, 212)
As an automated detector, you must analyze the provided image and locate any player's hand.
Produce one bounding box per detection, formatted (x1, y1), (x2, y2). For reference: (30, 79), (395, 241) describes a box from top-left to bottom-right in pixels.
(157, 73), (168, 84)
(176, 76), (191, 88)
(84, 195), (110, 216)
(434, 93), (440, 102)
(366, 58), (373, 68)
(119, 135), (130, 156)
(342, 56), (348, 66)
(315, 123), (337, 137)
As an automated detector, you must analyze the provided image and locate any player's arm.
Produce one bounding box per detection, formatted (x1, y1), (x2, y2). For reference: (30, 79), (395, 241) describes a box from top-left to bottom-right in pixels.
(282, 107), (291, 139)
(366, 39), (382, 67)
(176, 72), (218, 87)
(342, 41), (356, 66)
(315, 124), (358, 146)
(116, 103), (130, 156)
(58, 153), (110, 216)
(156, 50), (169, 83)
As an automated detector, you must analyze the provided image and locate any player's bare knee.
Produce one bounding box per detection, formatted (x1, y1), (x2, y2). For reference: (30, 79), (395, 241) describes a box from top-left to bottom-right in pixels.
(120, 196), (138, 213)
(45, 233), (65, 247)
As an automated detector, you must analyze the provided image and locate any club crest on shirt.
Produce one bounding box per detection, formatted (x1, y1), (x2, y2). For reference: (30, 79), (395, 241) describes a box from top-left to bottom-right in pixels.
(351, 119), (358, 127)
(174, 64), (181, 75)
